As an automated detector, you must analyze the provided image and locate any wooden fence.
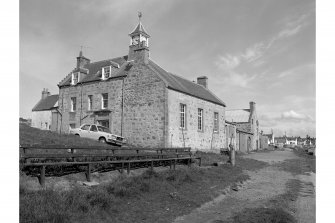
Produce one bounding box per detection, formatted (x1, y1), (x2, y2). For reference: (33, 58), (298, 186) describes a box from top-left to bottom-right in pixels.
(20, 145), (201, 187)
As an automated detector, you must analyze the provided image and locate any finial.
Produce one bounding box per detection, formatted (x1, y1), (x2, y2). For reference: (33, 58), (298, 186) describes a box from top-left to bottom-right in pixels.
(79, 46), (83, 57)
(138, 11), (142, 22)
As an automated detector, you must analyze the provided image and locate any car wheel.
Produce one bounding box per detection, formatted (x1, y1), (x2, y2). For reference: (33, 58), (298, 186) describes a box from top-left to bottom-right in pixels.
(99, 137), (106, 143)
(75, 134), (80, 137)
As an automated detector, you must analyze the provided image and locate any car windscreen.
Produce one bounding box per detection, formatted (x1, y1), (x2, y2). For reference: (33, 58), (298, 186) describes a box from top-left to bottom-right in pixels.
(97, 126), (111, 133)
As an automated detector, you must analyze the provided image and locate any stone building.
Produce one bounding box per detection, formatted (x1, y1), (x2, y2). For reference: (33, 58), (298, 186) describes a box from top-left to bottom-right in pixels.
(225, 101), (260, 152)
(263, 130), (275, 144)
(55, 16), (227, 151)
(31, 88), (59, 131)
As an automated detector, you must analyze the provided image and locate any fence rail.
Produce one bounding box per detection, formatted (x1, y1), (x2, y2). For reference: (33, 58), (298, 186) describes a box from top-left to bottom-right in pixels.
(20, 145), (201, 187)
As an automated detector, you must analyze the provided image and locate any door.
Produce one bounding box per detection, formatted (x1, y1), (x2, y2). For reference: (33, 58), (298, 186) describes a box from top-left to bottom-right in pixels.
(247, 137), (251, 153)
(79, 124), (90, 138)
(97, 120), (109, 129)
(89, 124), (99, 140)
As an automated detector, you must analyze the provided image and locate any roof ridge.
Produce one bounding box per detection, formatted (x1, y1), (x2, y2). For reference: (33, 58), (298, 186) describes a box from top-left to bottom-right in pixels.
(168, 71), (226, 106)
(226, 109), (249, 111)
(148, 60), (187, 91)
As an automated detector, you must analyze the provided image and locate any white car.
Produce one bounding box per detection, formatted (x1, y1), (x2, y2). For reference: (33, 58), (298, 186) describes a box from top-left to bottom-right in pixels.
(70, 124), (126, 146)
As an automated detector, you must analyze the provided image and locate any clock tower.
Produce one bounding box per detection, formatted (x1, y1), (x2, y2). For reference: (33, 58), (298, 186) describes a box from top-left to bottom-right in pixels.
(128, 12), (150, 64)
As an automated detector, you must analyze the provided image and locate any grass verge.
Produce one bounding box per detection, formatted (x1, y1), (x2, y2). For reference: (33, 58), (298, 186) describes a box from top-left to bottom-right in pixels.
(20, 154), (268, 223)
(273, 148), (315, 175)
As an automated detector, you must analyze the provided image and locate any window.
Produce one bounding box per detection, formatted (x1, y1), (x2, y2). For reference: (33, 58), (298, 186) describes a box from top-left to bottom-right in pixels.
(102, 66), (111, 79)
(69, 124), (76, 129)
(81, 124), (90, 131)
(72, 72), (79, 85)
(214, 112), (219, 132)
(70, 97), (76, 112)
(90, 125), (98, 132)
(180, 104), (186, 129)
(101, 93), (108, 109)
(88, 95), (93, 111)
(198, 108), (203, 131)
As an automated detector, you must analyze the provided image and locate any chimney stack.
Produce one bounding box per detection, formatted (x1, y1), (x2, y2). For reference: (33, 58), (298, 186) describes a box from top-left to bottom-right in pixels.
(197, 76), (208, 88)
(249, 101), (256, 114)
(41, 88), (50, 100)
(76, 50), (90, 69)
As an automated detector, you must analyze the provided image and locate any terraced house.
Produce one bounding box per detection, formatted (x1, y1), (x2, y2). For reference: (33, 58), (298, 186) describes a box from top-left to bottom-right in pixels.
(56, 16), (227, 151)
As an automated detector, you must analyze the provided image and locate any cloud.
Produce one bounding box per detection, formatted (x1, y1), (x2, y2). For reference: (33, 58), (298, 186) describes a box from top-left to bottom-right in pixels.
(276, 63), (315, 79)
(281, 110), (313, 122)
(223, 72), (258, 88)
(216, 54), (241, 70)
(215, 11), (310, 74)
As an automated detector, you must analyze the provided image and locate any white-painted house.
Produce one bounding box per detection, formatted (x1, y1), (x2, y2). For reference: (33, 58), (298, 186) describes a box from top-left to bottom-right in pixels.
(31, 88), (59, 131)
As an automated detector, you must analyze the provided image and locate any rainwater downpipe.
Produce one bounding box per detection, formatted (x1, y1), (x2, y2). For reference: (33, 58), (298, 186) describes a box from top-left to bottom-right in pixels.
(80, 83), (83, 126)
(120, 78), (125, 136)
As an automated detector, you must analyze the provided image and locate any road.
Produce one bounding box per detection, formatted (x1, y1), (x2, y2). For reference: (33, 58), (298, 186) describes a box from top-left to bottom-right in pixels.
(173, 149), (315, 223)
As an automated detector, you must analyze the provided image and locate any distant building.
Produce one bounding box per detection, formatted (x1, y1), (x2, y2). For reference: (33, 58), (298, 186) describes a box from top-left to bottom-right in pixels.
(225, 102), (260, 152)
(274, 136), (297, 145)
(263, 130), (275, 144)
(31, 88), (59, 131)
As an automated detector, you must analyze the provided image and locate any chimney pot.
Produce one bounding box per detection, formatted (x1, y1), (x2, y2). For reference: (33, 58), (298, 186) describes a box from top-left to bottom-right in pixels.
(197, 76), (208, 88)
(41, 88), (50, 100)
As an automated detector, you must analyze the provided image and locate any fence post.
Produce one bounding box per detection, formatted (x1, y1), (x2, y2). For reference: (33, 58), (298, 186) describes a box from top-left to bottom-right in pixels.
(188, 158), (191, 167)
(127, 162), (130, 174)
(38, 165), (46, 187)
(199, 157), (202, 166)
(71, 149), (75, 162)
(86, 164), (91, 182)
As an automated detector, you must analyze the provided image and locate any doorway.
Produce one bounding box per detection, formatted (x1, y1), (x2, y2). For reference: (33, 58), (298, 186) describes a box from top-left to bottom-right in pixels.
(97, 120), (109, 129)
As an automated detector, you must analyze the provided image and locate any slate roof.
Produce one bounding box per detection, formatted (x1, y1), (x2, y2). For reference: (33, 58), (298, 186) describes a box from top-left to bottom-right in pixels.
(129, 22), (150, 37)
(58, 56), (225, 107)
(58, 56), (128, 87)
(32, 95), (59, 111)
(225, 109), (250, 123)
(147, 60), (226, 107)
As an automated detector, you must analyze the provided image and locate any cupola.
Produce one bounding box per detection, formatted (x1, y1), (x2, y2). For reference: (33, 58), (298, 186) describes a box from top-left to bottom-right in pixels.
(128, 12), (150, 64)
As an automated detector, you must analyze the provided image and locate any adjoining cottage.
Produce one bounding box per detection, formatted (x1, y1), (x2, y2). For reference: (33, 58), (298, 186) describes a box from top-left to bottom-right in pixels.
(225, 101), (260, 152)
(263, 130), (275, 144)
(31, 88), (59, 131)
(55, 15), (227, 151)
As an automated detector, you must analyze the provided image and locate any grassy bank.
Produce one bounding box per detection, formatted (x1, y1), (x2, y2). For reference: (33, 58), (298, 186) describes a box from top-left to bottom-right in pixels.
(20, 154), (267, 223)
(20, 124), (110, 147)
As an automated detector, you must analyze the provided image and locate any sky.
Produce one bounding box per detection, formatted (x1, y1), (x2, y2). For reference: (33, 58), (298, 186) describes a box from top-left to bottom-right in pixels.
(20, 0), (315, 137)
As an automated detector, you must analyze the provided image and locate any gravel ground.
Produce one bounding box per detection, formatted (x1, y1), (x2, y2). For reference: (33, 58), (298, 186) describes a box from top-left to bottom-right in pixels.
(173, 149), (315, 223)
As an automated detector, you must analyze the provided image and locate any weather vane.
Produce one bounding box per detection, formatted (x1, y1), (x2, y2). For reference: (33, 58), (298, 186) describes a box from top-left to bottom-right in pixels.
(138, 11), (142, 22)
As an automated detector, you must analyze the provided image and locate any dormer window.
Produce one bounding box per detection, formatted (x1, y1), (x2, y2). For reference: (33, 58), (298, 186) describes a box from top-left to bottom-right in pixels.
(71, 72), (79, 85)
(102, 66), (111, 80)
